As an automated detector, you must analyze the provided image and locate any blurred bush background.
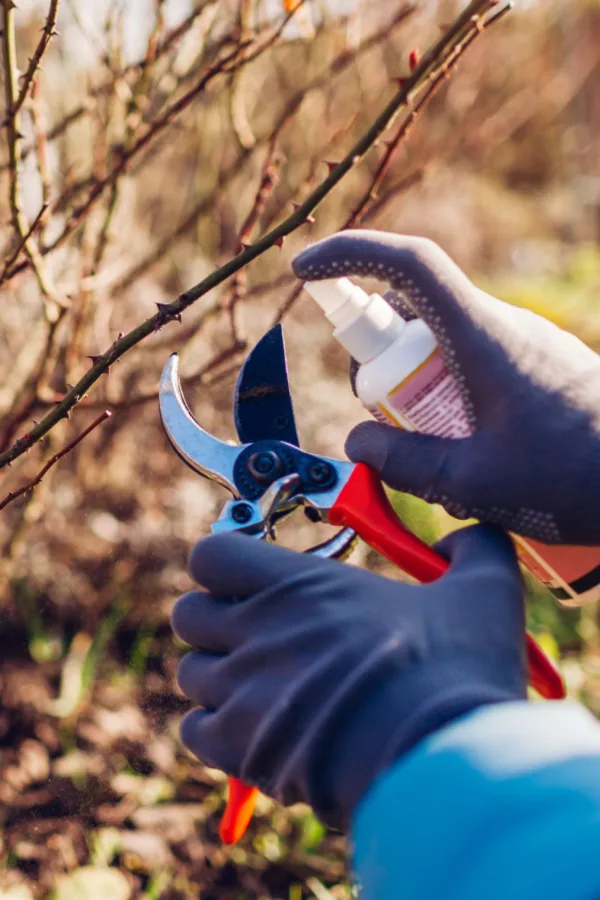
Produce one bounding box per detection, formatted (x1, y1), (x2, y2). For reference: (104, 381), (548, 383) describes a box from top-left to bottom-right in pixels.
(0, 0), (598, 897)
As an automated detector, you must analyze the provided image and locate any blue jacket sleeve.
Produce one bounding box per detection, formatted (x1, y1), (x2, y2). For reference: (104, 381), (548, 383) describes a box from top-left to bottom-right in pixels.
(351, 701), (600, 900)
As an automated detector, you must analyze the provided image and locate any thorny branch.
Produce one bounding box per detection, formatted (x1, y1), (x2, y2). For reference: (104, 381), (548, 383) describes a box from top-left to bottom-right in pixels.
(0, 1), (219, 174)
(0, 0), (65, 321)
(0, 411), (111, 512)
(5, 40), (247, 275)
(272, 1), (512, 324)
(111, 5), (411, 295)
(0, 0), (508, 472)
(3, 3), (306, 283)
(1, 0), (60, 128)
(0, 204), (48, 284)
(346, 3), (514, 228)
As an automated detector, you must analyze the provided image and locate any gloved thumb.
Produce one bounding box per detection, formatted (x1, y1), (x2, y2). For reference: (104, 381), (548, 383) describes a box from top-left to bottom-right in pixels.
(430, 525), (526, 682)
(345, 420), (472, 516)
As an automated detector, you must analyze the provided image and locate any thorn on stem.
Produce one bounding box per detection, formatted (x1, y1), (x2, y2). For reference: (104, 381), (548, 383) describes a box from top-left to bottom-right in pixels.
(292, 203), (315, 225)
(274, 236), (285, 248)
(155, 303), (182, 330)
(409, 49), (419, 70)
(110, 332), (125, 349)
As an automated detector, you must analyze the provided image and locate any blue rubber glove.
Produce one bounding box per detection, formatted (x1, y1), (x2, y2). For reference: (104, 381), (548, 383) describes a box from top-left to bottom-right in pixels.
(171, 525), (526, 830)
(292, 230), (600, 546)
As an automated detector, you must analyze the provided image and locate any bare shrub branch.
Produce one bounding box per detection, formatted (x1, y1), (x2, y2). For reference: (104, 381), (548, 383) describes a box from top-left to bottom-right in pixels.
(1, 0), (59, 128)
(1, 0), (65, 321)
(0, 410), (111, 512)
(0, 0), (506, 471)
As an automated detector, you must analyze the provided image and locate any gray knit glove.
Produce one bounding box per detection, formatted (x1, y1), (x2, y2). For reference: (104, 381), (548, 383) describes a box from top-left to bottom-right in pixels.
(292, 230), (600, 545)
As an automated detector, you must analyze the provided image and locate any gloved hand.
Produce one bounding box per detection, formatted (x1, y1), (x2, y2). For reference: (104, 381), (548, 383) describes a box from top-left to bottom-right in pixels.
(292, 230), (600, 546)
(172, 525), (526, 830)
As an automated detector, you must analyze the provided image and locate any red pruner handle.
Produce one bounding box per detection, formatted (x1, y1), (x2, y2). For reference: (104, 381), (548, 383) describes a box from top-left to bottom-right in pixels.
(329, 463), (565, 701)
(219, 778), (258, 844)
(329, 462), (449, 583)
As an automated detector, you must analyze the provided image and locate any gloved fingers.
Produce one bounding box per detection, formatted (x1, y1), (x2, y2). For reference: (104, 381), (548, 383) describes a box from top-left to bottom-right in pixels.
(177, 651), (224, 708)
(345, 420), (474, 514)
(188, 532), (331, 597)
(292, 230), (499, 409)
(171, 590), (236, 653)
(180, 687), (263, 780)
(180, 708), (237, 775)
(432, 523), (525, 627)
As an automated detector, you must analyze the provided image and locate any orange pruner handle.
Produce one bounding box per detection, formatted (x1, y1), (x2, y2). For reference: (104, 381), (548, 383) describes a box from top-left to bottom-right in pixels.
(219, 778), (259, 844)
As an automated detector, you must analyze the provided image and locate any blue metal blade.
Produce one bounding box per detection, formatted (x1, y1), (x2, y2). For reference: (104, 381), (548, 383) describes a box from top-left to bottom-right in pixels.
(233, 324), (300, 447)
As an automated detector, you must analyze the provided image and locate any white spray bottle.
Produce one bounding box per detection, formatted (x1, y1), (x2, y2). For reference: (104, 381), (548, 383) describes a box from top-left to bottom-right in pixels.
(304, 276), (600, 606)
(305, 277), (471, 438)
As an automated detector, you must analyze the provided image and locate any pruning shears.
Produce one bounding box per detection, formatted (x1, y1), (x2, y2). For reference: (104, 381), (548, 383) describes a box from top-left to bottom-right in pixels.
(159, 324), (565, 844)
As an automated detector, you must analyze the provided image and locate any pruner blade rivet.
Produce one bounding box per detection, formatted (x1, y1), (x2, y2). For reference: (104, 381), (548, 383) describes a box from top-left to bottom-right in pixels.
(308, 461), (334, 486)
(231, 502), (254, 524)
(247, 450), (284, 484)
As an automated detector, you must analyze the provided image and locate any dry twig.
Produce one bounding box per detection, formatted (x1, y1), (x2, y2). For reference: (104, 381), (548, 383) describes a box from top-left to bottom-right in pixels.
(0, 1), (218, 175)
(113, 5), (415, 293)
(0, 204), (48, 285)
(1, 0), (65, 321)
(3, 6), (303, 284)
(1, 0), (60, 128)
(273, 2), (511, 323)
(0, 411), (112, 512)
(0, 0), (507, 471)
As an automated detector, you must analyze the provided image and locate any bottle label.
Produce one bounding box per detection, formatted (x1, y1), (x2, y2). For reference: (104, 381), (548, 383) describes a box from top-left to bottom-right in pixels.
(367, 404), (392, 424)
(378, 349), (471, 439)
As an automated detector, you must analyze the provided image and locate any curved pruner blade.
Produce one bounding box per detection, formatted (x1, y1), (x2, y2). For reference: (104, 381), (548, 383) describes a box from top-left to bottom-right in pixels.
(159, 354), (243, 496)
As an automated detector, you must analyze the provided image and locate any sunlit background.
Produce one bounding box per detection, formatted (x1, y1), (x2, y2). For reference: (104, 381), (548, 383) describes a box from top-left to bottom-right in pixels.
(0, 1), (599, 897)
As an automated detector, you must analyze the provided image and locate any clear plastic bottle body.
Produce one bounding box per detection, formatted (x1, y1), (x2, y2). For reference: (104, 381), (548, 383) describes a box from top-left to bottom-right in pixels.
(304, 276), (600, 606)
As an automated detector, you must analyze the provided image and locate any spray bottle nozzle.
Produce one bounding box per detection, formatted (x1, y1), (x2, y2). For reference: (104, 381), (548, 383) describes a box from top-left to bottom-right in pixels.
(303, 277), (405, 364)
(303, 278), (368, 326)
